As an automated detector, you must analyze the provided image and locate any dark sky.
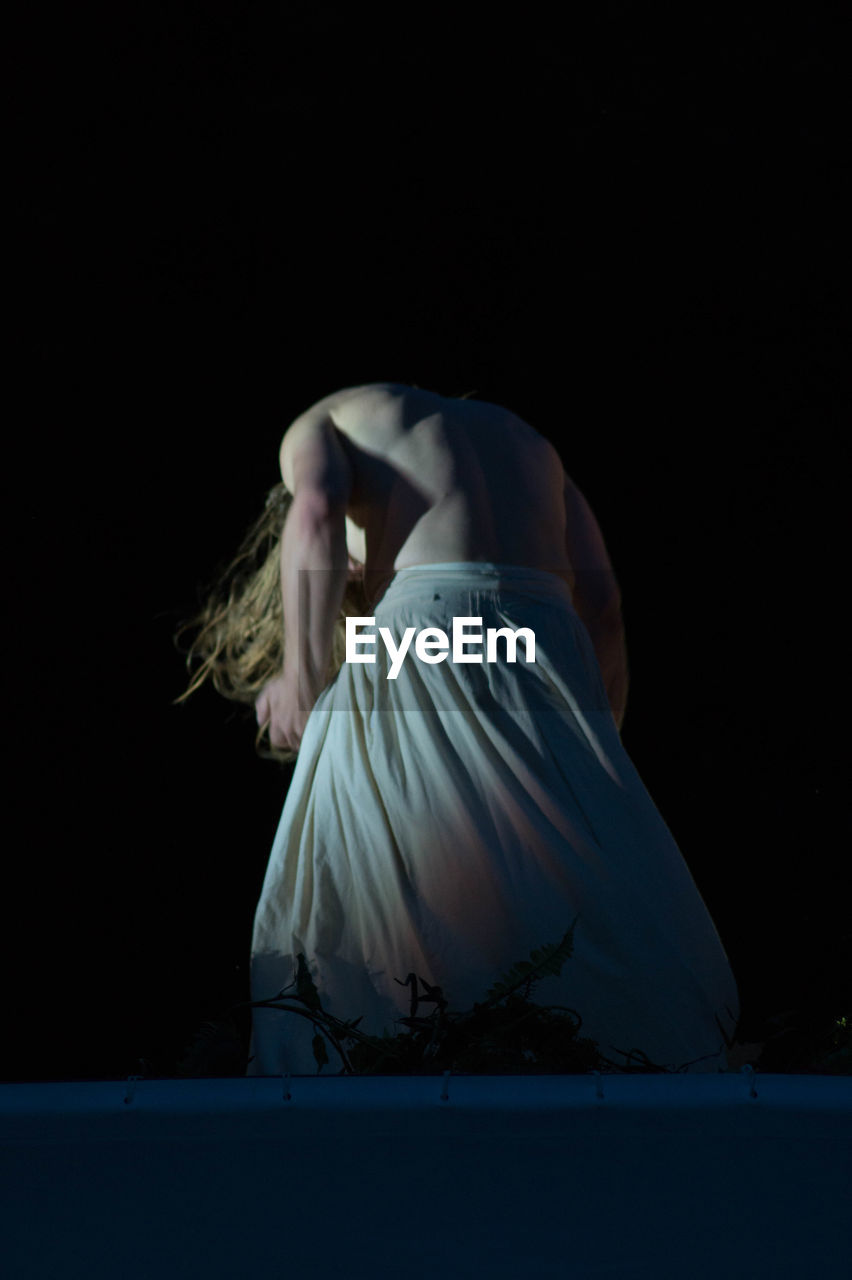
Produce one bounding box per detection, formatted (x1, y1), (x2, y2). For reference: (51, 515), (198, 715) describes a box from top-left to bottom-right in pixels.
(8, 6), (846, 1080)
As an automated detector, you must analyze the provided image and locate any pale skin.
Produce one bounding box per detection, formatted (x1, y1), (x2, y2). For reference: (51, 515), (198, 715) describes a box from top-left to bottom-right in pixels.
(256, 383), (628, 752)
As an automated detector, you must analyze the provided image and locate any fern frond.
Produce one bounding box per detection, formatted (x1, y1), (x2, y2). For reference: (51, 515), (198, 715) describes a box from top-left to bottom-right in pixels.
(478, 917), (579, 1010)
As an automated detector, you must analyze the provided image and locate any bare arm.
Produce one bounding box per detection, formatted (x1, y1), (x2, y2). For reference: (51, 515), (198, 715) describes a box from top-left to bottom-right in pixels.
(583, 613), (629, 733)
(563, 472), (629, 732)
(255, 411), (351, 751)
(279, 488), (348, 704)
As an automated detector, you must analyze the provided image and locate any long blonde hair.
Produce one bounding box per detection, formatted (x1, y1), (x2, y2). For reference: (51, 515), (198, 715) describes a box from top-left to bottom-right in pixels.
(174, 482), (369, 763)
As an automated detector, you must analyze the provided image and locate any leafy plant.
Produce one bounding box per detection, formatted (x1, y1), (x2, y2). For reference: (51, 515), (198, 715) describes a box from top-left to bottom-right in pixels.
(246, 918), (612, 1076)
(177, 916), (743, 1077)
(172, 918), (851, 1079)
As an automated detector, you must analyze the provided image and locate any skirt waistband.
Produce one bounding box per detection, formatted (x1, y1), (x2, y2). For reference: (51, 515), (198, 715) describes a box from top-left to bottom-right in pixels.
(373, 561), (574, 609)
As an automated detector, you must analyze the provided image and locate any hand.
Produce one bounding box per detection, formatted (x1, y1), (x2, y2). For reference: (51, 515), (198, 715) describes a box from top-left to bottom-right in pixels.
(255, 671), (314, 753)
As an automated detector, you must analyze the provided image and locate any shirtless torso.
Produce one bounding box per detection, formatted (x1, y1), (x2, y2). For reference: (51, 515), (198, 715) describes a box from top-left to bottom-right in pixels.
(290, 383), (583, 608)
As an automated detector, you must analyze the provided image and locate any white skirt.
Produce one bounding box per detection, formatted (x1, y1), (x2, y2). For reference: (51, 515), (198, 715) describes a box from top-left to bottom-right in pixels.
(247, 563), (740, 1074)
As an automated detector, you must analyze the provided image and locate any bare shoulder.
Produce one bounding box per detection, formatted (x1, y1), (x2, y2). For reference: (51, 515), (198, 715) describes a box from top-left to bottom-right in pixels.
(290, 383), (561, 472)
(285, 383), (406, 446)
(299, 382), (536, 435)
(279, 384), (396, 461)
(310, 382), (406, 419)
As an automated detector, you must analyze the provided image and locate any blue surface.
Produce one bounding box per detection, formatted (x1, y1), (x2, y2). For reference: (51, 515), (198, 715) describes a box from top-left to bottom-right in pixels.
(3, 1073), (851, 1279)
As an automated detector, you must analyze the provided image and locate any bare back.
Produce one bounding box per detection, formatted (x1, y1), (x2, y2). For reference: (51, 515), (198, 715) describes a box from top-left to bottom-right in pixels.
(307, 384), (575, 605)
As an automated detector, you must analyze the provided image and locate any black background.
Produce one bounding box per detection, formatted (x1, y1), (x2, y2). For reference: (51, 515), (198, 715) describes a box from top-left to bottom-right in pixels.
(8, 5), (846, 1080)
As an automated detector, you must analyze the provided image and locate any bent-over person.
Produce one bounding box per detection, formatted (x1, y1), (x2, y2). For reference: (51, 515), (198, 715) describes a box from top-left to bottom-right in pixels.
(178, 382), (741, 1074)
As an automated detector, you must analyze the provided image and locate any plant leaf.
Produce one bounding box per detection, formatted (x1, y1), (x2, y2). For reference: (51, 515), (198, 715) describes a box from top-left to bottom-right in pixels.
(480, 918), (579, 1008)
(312, 1033), (329, 1071)
(294, 953), (324, 1011)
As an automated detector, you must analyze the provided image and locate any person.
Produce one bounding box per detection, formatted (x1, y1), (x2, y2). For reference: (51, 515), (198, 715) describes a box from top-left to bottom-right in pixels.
(178, 381), (742, 1074)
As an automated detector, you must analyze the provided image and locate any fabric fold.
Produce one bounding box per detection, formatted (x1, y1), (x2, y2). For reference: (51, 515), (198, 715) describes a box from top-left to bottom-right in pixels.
(247, 563), (740, 1074)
